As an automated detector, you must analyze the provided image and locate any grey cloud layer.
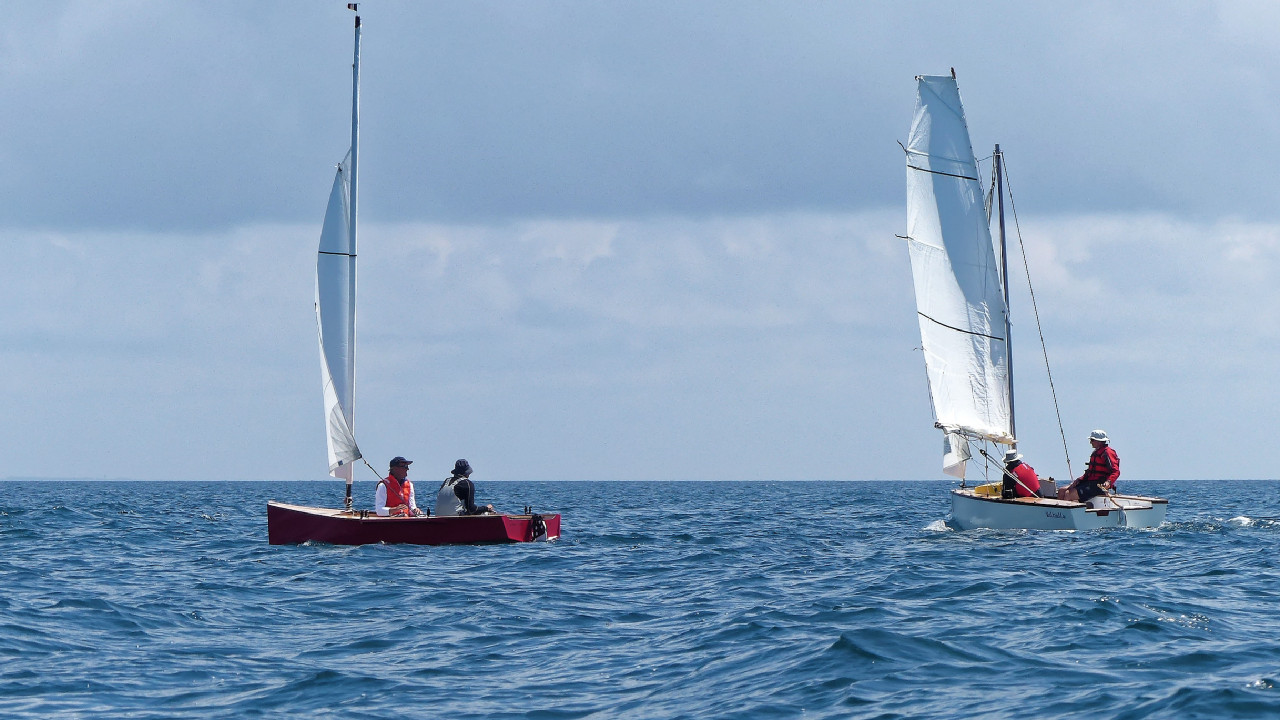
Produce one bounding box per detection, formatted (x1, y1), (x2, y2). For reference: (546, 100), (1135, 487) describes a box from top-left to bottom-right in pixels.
(6, 2), (1280, 231)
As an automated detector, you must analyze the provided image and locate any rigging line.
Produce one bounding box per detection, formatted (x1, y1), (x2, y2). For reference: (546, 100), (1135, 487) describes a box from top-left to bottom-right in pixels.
(984, 161), (996, 225)
(899, 141), (982, 174)
(906, 164), (978, 181)
(1000, 156), (1074, 479)
(922, 356), (940, 431)
(918, 311), (1005, 341)
(361, 457), (383, 481)
(964, 435), (994, 485)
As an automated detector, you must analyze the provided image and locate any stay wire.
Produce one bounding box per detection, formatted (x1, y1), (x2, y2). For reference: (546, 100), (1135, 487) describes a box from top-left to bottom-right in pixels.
(977, 447), (1042, 497)
(1000, 157), (1073, 479)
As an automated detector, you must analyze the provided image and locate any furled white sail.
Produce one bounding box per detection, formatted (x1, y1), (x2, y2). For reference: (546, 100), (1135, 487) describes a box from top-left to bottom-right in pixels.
(941, 430), (972, 479)
(316, 152), (361, 476)
(905, 75), (1013, 462)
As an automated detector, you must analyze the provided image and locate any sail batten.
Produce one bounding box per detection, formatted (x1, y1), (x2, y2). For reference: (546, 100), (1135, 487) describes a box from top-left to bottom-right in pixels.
(905, 75), (1013, 459)
(907, 164), (979, 182)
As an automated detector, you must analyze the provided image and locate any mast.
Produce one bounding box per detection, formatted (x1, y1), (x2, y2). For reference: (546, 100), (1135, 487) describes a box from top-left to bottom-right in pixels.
(344, 5), (361, 510)
(317, 6), (364, 506)
(349, 9), (360, 251)
(995, 144), (1016, 447)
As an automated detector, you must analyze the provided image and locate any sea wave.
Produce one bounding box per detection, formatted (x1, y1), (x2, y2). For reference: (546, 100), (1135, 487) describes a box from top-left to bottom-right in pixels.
(1, 479), (1278, 718)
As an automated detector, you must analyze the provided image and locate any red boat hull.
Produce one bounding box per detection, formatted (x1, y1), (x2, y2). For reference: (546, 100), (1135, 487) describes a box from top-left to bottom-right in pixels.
(267, 501), (561, 546)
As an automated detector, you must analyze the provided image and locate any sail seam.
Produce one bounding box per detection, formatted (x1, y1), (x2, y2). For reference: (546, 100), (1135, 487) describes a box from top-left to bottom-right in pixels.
(919, 79), (967, 122)
(918, 311), (1005, 342)
(907, 164), (978, 182)
(319, 251), (357, 257)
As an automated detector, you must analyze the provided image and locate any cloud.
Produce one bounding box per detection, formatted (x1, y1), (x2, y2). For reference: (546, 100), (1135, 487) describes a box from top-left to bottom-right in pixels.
(361, 212), (900, 335)
(2, 211), (912, 480)
(9, 2), (1280, 233)
(6, 209), (1280, 481)
(519, 220), (617, 267)
(994, 213), (1280, 479)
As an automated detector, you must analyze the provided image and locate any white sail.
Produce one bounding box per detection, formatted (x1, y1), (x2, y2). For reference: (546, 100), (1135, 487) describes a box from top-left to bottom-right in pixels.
(905, 75), (1013, 458)
(315, 15), (362, 484)
(316, 153), (361, 476)
(941, 430), (972, 478)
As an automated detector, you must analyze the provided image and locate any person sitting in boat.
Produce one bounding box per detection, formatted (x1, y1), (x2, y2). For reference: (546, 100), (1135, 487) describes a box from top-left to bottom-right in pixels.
(435, 459), (495, 516)
(376, 456), (423, 517)
(1002, 450), (1042, 498)
(1058, 430), (1119, 505)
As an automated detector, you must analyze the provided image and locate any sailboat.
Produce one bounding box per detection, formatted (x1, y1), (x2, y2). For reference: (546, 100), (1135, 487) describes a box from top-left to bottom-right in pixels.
(267, 7), (559, 545)
(902, 72), (1167, 530)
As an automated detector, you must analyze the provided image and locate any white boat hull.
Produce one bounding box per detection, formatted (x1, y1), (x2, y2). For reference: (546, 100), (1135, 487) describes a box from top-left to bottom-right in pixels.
(948, 488), (1168, 531)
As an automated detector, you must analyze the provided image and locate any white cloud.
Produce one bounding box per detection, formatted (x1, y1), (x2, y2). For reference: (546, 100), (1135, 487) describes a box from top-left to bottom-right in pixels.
(519, 220), (618, 266)
(5, 209), (1280, 481)
(993, 213), (1280, 479)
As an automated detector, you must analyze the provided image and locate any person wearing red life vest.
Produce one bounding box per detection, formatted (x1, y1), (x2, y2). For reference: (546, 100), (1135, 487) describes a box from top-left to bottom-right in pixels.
(1058, 430), (1119, 505)
(375, 456), (423, 517)
(1002, 449), (1042, 498)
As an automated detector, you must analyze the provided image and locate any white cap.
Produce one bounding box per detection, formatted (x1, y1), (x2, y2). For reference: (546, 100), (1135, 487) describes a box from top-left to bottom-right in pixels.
(1003, 449), (1022, 464)
(1088, 429), (1109, 443)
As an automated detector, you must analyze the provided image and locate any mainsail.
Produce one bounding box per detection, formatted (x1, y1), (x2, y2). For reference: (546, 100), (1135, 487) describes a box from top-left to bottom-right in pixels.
(904, 75), (1013, 475)
(317, 154), (361, 477)
(317, 14), (363, 483)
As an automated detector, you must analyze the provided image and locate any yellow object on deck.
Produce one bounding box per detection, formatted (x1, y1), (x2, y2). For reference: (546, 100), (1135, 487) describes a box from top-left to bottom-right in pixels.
(973, 483), (1002, 497)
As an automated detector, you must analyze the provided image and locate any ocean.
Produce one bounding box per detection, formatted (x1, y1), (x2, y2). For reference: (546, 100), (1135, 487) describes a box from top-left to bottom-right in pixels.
(2, 479), (1277, 719)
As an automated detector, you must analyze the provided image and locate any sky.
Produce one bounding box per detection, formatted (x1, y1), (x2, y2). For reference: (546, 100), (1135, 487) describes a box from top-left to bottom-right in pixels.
(5, 0), (1280, 482)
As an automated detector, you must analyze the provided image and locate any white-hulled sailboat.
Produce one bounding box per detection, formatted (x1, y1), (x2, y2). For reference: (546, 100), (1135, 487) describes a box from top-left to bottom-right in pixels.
(902, 72), (1166, 530)
(267, 6), (559, 545)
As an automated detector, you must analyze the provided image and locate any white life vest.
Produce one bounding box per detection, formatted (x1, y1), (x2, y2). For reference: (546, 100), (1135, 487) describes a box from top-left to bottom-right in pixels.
(435, 477), (465, 517)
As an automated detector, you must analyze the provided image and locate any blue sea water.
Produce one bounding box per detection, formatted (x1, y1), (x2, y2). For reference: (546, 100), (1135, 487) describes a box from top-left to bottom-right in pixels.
(2, 479), (1278, 719)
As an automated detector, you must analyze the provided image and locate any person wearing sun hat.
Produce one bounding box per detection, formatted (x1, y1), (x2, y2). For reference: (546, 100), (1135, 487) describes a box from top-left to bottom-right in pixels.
(434, 458), (495, 517)
(1058, 430), (1120, 505)
(1001, 449), (1042, 498)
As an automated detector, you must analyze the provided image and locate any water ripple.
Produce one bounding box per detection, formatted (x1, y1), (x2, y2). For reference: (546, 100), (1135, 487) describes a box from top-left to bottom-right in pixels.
(2, 479), (1279, 718)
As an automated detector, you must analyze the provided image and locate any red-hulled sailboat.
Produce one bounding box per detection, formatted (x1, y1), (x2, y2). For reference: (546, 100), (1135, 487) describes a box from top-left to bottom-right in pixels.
(268, 502), (560, 546)
(267, 7), (559, 546)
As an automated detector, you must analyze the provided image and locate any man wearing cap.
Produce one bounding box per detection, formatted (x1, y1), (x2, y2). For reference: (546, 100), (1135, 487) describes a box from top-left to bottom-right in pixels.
(434, 459), (495, 517)
(1058, 430), (1119, 505)
(1002, 449), (1042, 498)
(376, 456), (423, 517)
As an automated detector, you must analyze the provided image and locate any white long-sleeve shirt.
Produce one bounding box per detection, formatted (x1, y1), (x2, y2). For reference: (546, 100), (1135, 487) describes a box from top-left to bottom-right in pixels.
(374, 480), (419, 516)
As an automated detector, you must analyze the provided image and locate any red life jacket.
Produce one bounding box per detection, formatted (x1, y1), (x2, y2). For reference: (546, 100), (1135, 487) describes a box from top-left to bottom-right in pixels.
(381, 475), (414, 516)
(1082, 446), (1120, 487)
(1011, 463), (1041, 498)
